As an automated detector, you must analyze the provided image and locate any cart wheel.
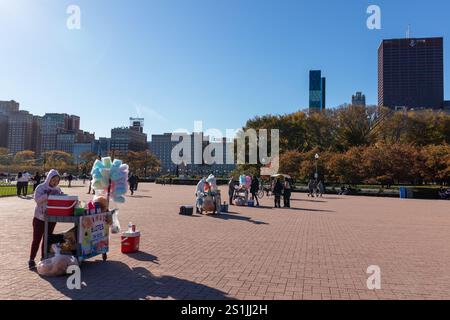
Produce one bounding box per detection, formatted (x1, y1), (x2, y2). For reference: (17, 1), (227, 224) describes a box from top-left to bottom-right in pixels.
(102, 253), (107, 261)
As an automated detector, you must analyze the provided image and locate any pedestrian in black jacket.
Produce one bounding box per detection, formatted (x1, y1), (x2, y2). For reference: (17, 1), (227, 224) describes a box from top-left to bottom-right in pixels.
(272, 179), (284, 208)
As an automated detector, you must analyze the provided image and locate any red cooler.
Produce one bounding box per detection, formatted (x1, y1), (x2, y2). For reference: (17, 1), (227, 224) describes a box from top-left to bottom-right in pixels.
(121, 231), (140, 253)
(47, 195), (78, 216)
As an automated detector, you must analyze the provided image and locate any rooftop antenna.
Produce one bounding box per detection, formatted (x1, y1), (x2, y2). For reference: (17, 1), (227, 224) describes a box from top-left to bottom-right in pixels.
(406, 24), (411, 39)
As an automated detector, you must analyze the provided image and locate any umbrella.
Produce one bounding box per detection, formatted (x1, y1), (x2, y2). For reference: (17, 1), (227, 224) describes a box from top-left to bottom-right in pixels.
(271, 174), (291, 179)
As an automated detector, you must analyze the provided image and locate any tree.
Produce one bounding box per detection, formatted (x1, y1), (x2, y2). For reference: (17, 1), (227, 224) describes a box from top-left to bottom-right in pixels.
(421, 144), (450, 185)
(0, 148), (12, 165)
(43, 151), (75, 173)
(14, 150), (35, 163)
(335, 105), (373, 151)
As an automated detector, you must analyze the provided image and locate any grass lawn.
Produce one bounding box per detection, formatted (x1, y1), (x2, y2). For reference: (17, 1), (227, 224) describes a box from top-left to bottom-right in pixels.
(0, 185), (34, 197)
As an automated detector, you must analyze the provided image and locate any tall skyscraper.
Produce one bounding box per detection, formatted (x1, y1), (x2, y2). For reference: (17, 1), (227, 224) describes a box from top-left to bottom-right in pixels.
(378, 37), (444, 110)
(309, 70), (326, 112)
(31, 116), (42, 156)
(352, 92), (366, 107)
(41, 113), (69, 153)
(7, 111), (33, 154)
(0, 114), (8, 148)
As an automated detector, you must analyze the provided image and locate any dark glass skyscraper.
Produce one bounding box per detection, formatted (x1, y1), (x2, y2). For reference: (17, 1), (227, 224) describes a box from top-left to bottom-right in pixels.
(378, 37), (444, 110)
(309, 70), (326, 112)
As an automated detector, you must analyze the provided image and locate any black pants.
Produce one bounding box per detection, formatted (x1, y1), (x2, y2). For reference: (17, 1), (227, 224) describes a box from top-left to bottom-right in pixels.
(274, 195), (281, 208)
(33, 183), (39, 191)
(229, 192), (234, 205)
(17, 182), (23, 196)
(284, 191), (291, 208)
(22, 182), (29, 196)
(251, 192), (260, 206)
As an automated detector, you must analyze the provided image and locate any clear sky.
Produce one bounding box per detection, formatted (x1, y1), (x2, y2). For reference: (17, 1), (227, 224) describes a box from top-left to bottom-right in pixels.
(1, 0), (449, 138)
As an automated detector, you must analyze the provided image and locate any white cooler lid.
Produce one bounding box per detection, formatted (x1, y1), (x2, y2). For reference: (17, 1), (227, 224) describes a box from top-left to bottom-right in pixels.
(122, 231), (140, 237)
(48, 195), (79, 201)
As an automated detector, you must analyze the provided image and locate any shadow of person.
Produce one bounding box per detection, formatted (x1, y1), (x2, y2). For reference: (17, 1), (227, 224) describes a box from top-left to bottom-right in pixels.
(41, 261), (232, 300)
(288, 207), (335, 213)
(128, 195), (153, 199)
(124, 251), (159, 264)
(291, 199), (328, 203)
(209, 213), (268, 225)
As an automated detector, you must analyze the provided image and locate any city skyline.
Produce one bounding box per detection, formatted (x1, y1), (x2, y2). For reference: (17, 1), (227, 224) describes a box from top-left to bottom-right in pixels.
(1, 0), (450, 137)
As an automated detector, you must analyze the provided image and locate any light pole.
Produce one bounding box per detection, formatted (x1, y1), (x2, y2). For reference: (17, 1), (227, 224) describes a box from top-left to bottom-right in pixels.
(314, 153), (320, 180)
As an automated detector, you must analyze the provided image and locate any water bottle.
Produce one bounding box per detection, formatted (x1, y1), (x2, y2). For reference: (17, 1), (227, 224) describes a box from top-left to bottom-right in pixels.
(128, 222), (133, 233)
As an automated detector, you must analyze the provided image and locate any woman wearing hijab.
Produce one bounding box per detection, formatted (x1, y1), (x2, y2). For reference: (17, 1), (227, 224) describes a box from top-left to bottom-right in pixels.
(28, 169), (63, 270)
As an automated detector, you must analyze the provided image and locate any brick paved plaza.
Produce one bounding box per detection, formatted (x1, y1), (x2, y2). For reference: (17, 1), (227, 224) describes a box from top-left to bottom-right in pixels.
(0, 183), (449, 300)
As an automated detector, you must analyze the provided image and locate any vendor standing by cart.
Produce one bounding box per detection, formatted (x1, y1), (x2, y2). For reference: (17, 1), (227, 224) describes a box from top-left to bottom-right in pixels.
(28, 169), (63, 270)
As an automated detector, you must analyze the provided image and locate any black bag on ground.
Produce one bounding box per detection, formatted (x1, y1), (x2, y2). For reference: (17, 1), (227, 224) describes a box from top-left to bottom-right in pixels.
(179, 206), (193, 215)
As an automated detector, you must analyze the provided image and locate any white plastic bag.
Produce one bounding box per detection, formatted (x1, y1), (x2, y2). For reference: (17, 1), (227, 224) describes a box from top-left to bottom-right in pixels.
(37, 244), (78, 277)
(111, 209), (121, 234)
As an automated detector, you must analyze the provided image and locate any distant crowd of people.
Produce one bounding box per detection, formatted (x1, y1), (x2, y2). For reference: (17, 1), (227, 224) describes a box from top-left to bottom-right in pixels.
(227, 176), (295, 209)
(15, 171), (44, 197)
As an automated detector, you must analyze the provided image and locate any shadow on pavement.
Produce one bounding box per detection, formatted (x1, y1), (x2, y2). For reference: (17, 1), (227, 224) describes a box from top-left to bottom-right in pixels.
(288, 207), (335, 213)
(128, 195), (153, 199)
(124, 251), (159, 264)
(291, 198), (328, 203)
(210, 213), (269, 225)
(42, 262), (232, 300)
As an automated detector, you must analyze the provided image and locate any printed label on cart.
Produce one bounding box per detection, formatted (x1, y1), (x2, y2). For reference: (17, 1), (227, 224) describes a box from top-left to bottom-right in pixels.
(79, 213), (109, 259)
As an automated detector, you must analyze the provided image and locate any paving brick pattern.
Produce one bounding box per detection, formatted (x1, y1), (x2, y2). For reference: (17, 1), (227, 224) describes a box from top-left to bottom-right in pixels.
(0, 183), (449, 300)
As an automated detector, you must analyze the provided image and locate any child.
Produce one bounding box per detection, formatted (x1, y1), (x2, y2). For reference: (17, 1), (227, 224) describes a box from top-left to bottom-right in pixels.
(28, 169), (63, 270)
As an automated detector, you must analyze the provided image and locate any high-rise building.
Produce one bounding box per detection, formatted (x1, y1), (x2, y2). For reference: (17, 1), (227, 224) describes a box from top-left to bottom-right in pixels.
(111, 127), (147, 153)
(7, 111), (33, 154)
(378, 37), (444, 110)
(67, 115), (80, 132)
(149, 133), (180, 174)
(73, 143), (94, 164)
(352, 92), (366, 107)
(31, 116), (42, 156)
(0, 114), (9, 148)
(149, 133), (236, 176)
(94, 137), (111, 157)
(0, 100), (19, 115)
(309, 70), (326, 112)
(56, 132), (76, 154)
(41, 113), (69, 153)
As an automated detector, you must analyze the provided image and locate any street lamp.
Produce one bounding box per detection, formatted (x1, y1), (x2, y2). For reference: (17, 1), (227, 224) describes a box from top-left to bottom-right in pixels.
(314, 153), (320, 180)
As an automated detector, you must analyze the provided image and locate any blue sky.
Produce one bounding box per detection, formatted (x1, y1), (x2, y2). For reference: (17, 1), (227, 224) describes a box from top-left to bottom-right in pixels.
(0, 0), (449, 138)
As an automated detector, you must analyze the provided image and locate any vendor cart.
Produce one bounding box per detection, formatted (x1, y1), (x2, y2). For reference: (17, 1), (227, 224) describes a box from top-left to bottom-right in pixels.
(233, 187), (249, 206)
(43, 211), (113, 264)
(197, 190), (222, 215)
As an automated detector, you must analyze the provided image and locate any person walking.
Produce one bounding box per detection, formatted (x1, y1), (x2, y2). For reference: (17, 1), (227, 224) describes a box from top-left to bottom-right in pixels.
(250, 176), (260, 206)
(273, 178), (284, 208)
(228, 177), (235, 205)
(67, 173), (73, 188)
(33, 172), (42, 192)
(283, 179), (292, 208)
(28, 169), (63, 270)
(129, 173), (137, 196)
(307, 179), (314, 197)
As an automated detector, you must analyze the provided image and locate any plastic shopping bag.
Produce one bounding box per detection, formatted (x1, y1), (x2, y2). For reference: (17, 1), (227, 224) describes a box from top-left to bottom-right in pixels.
(111, 209), (121, 234)
(37, 244), (78, 277)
